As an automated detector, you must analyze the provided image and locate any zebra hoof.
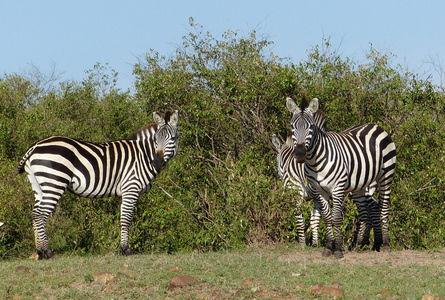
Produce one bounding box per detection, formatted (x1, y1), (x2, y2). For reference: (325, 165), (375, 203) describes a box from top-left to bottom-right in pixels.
(334, 251), (344, 259)
(121, 246), (133, 256)
(372, 245), (381, 252)
(46, 250), (55, 259)
(322, 248), (333, 257)
(37, 250), (55, 260)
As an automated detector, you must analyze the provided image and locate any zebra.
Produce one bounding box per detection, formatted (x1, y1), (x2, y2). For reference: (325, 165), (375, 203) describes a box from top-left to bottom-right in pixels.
(287, 95), (396, 258)
(273, 132), (381, 249)
(16, 110), (179, 259)
(273, 132), (320, 245)
(272, 109), (329, 246)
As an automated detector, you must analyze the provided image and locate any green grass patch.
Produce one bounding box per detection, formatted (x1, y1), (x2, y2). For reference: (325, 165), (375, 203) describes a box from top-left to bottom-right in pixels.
(1, 245), (444, 299)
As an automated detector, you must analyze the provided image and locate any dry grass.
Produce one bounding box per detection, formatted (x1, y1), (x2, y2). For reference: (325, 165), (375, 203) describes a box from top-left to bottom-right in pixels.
(1, 244), (445, 299)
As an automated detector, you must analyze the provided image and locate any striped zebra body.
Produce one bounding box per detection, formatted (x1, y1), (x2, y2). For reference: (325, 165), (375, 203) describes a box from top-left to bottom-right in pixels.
(272, 110), (328, 246)
(287, 96), (396, 258)
(273, 133), (312, 245)
(273, 133), (380, 249)
(17, 111), (179, 259)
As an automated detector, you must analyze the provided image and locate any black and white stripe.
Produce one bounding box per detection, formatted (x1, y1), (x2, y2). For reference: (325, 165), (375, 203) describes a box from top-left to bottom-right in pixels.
(17, 111), (179, 259)
(272, 110), (329, 246)
(273, 133), (380, 249)
(287, 96), (396, 258)
(273, 132), (322, 246)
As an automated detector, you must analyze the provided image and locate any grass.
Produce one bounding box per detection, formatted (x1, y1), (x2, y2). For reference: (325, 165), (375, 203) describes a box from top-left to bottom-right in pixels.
(1, 244), (444, 299)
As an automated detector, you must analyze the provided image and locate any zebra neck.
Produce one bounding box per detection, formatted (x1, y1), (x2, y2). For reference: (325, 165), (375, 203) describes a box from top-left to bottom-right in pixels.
(135, 130), (157, 160)
(305, 127), (324, 166)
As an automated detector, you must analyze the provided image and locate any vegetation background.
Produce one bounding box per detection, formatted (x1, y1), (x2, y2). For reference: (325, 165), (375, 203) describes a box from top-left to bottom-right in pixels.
(1, 20), (444, 258)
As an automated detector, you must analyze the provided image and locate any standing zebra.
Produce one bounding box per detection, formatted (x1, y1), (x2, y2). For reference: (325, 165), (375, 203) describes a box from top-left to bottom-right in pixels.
(273, 132), (321, 245)
(273, 132), (381, 249)
(287, 96), (396, 258)
(17, 111), (179, 259)
(272, 109), (329, 246)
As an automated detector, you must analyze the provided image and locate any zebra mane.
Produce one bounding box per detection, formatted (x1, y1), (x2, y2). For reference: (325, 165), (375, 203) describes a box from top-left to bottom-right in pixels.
(314, 110), (328, 132)
(164, 111), (174, 123)
(127, 124), (157, 141)
(127, 111), (175, 141)
(300, 95), (309, 111)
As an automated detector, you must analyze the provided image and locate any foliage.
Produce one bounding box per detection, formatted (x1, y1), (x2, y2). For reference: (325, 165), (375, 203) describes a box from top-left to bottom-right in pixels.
(0, 19), (444, 257)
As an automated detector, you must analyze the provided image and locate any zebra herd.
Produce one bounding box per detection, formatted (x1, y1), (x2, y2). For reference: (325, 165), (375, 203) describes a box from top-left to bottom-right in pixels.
(275, 96), (396, 258)
(15, 95), (396, 260)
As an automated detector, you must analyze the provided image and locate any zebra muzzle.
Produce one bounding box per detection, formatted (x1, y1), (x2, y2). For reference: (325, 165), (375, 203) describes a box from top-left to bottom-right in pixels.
(294, 144), (306, 163)
(153, 151), (166, 172)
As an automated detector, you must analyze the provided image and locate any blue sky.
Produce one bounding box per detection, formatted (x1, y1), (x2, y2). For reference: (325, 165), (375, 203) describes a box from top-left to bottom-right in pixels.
(1, 1), (444, 91)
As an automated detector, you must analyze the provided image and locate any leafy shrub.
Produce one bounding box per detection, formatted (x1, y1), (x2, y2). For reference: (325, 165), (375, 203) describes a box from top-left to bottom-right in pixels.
(0, 19), (444, 258)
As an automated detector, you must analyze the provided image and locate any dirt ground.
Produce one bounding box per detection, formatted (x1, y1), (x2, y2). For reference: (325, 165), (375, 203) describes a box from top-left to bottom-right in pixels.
(278, 248), (445, 267)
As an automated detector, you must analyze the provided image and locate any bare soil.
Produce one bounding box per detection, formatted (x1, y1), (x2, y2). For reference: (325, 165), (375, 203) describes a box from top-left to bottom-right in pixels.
(278, 247), (445, 267)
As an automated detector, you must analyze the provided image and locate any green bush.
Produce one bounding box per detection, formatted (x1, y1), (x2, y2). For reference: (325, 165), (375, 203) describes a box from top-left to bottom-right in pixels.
(0, 19), (444, 258)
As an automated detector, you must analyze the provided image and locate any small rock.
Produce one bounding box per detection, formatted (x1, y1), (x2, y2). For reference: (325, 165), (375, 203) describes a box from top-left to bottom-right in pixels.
(250, 286), (262, 293)
(93, 272), (118, 284)
(15, 266), (30, 272)
(242, 278), (260, 285)
(291, 272), (305, 277)
(102, 286), (113, 292)
(323, 286), (344, 297)
(167, 275), (200, 291)
(422, 295), (435, 300)
(310, 284), (344, 297)
(310, 284), (325, 295)
(331, 281), (341, 289)
(169, 268), (180, 273)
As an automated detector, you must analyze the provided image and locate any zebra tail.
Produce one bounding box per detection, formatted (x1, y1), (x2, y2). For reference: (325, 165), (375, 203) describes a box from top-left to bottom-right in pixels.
(16, 146), (36, 174)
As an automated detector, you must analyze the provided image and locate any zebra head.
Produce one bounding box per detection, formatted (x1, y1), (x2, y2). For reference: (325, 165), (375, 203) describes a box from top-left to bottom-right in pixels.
(272, 133), (294, 179)
(153, 110), (179, 170)
(286, 96), (319, 163)
(272, 134), (285, 179)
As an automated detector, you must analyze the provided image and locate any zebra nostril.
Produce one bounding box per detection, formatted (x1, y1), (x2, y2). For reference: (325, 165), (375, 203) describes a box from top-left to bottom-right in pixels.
(294, 144), (306, 163)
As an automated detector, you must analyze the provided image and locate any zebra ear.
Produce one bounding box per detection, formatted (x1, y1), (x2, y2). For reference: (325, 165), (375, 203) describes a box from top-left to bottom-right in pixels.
(153, 112), (165, 125)
(286, 97), (300, 114)
(308, 98), (319, 114)
(285, 133), (293, 146)
(272, 134), (282, 152)
(168, 110), (179, 127)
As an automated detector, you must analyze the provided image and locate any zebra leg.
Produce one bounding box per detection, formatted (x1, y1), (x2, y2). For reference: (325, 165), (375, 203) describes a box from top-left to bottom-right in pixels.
(315, 195), (334, 257)
(366, 196), (383, 251)
(310, 200), (321, 248)
(332, 192), (346, 259)
(349, 192), (370, 251)
(120, 192), (139, 256)
(32, 207), (54, 259)
(294, 209), (305, 244)
(360, 200), (373, 249)
(378, 184), (392, 252)
(348, 213), (364, 251)
(26, 169), (62, 259)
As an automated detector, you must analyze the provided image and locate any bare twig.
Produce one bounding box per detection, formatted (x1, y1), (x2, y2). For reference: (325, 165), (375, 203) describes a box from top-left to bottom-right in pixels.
(408, 177), (438, 195)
